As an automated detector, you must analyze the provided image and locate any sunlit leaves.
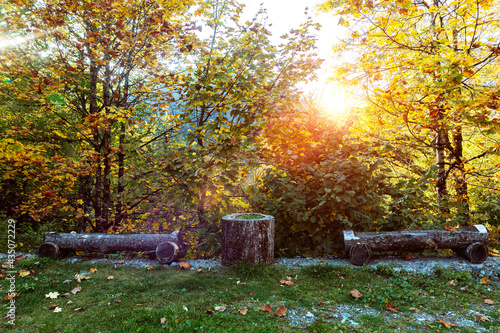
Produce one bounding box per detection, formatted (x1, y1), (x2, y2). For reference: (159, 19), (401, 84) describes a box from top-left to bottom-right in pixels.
(320, 0), (500, 223)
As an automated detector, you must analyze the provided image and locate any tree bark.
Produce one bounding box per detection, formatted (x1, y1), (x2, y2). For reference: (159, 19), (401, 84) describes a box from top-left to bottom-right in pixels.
(435, 124), (450, 217)
(221, 213), (275, 265)
(343, 225), (489, 265)
(451, 126), (470, 223)
(115, 121), (126, 225)
(37, 231), (188, 264)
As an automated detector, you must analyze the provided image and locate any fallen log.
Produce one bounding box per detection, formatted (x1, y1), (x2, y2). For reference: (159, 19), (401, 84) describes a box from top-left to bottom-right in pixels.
(37, 231), (188, 264)
(343, 225), (489, 266)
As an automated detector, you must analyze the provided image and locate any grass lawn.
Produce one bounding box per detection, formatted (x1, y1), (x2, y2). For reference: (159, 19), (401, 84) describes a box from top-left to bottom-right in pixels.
(1, 256), (499, 332)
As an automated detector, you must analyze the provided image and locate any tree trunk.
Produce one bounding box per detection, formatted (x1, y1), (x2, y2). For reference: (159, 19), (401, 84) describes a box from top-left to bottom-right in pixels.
(115, 121), (126, 225)
(37, 231), (188, 264)
(221, 213), (275, 265)
(343, 225), (489, 265)
(435, 125), (450, 217)
(452, 126), (470, 224)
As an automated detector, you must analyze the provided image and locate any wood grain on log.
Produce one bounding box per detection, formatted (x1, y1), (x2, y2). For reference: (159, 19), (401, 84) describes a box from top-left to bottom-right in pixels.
(37, 242), (60, 260)
(343, 225), (489, 265)
(221, 213), (275, 265)
(37, 231), (187, 264)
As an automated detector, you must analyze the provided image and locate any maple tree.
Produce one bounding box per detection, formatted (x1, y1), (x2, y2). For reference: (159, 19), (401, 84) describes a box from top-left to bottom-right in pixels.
(319, 0), (500, 223)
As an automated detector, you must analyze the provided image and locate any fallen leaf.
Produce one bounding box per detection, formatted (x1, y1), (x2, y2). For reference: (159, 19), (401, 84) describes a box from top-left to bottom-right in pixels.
(280, 279), (294, 286)
(409, 307), (420, 313)
(0, 271), (5, 279)
(386, 302), (399, 313)
(318, 301), (325, 305)
(14, 254), (26, 262)
(136, 303), (144, 306)
(318, 259), (324, 263)
(30, 269), (35, 275)
(107, 276), (114, 280)
(115, 299), (122, 303)
(71, 285), (81, 295)
(66, 301), (73, 305)
(445, 225), (457, 231)
(489, 252), (499, 257)
(63, 280), (72, 284)
(272, 263), (279, 266)
(90, 267), (97, 273)
(74, 274), (90, 283)
(48, 304), (59, 310)
(60, 293), (71, 298)
(448, 280), (455, 286)
(275, 305), (287, 317)
(53, 307), (62, 313)
(348, 289), (363, 299)
(214, 306), (226, 312)
(474, 313), (490, 321)
(3, 292), (17, 301)
(51, 280), (59, 284)
(179, 262), (191, 270)
(249, 292), (253, 296)
(239, 308), (248, 315)
(146, 266), (154, 270)
(45, 292), (60, 299)
(260, 304), (272, 312)
(104, 259), (111, 263)
(183, 305), (188, 311)
(206, 310), (214, 315)
(196, 269), (203, 273)
(480, 277), (491, 284)
(484, 299), (495, 305)
(439, 318), (456, 328)
(160, 317), (167, 325)
(118, 260), (125, 264)
(74, 307), (86, 312)
(403, 254), (413, 261)
(18, 270), (30, 277)
(326, 308), (336, 312)
(76, 251), (84, 256)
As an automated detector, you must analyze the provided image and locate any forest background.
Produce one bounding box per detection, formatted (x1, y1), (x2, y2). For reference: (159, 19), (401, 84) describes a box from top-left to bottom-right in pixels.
(1, 0), (499, 258)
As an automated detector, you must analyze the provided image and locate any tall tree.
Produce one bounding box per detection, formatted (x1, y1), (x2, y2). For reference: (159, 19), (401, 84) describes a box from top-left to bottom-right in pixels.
(1, 0), (199, 231)
(320, 0), (500, 223)
(152, 1), (322, 256)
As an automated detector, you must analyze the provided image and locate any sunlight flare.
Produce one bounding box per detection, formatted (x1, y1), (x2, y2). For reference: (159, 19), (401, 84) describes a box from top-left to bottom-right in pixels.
(320, 83), (352, 117)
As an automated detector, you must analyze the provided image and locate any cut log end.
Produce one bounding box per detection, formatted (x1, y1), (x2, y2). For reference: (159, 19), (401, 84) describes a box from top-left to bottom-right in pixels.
(456, 242), (489, 264)
(156, 242), (179, 265)
(349, 243), (371, 266)
(37, 242), (60, 259)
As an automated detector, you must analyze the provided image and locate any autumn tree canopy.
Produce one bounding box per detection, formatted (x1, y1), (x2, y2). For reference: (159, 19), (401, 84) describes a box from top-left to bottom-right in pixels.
(319, 0), (500, 223)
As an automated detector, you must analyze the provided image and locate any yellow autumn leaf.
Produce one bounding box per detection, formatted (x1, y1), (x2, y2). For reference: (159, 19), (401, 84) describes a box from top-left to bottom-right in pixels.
(480, 277), (491, 284)
(439, 318), (455, 328)
(18, 270), (30, 277)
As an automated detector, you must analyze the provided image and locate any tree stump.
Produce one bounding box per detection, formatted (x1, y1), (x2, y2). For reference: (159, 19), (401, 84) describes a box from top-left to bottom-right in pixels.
(37, 231), (188, 264)
(343, 225), (489, 265)
(221, 213), (275, 265)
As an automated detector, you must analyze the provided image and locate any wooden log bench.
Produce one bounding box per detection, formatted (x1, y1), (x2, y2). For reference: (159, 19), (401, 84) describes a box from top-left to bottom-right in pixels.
(343, 225), (489, 266)
(37, 230), (188, 265)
